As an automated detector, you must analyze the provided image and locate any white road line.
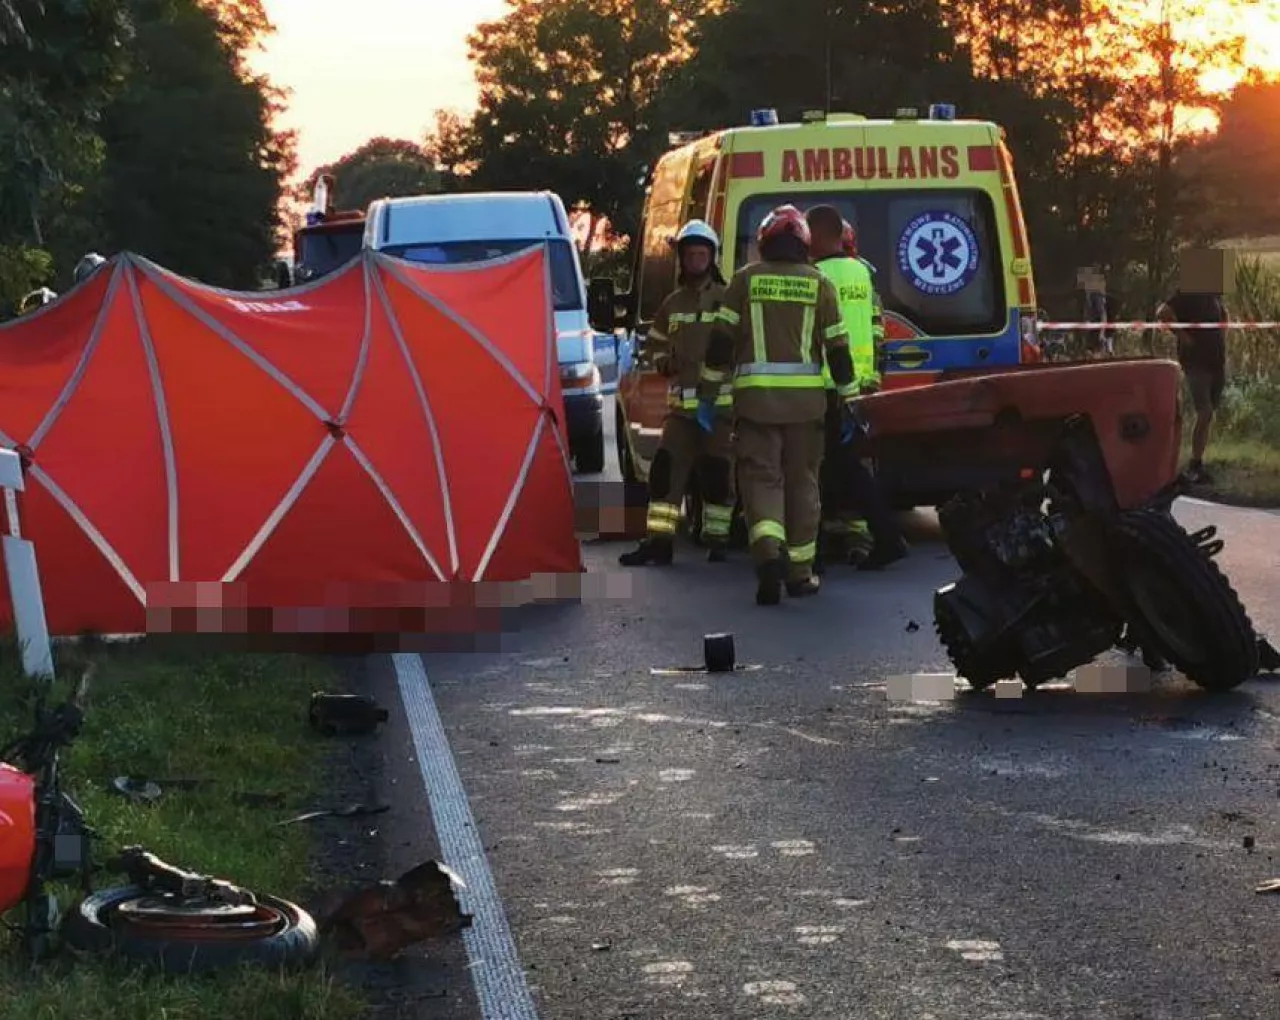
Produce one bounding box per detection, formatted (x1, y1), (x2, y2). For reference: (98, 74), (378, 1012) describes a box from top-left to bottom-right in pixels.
(392, 653), (539, 1020)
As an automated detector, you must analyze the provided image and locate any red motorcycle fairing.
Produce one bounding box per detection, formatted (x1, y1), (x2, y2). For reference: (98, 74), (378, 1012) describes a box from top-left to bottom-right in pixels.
(0, 763), (37, 913)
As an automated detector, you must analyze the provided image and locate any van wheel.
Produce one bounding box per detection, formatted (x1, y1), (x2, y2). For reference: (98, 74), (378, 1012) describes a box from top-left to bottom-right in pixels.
(615, 408), (639, 483)
(576, 430), (606, 475)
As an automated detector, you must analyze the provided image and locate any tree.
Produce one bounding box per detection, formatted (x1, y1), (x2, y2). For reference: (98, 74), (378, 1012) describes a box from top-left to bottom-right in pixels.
(0, 0), (135, 310)
(297, 137), (441, 211)
(81, 0), (293, 288)
(463, 0), (703, 237)
(423, 109), (474, 188)
(0, 0), (27, 45)
(1185, 74), (1280, 242)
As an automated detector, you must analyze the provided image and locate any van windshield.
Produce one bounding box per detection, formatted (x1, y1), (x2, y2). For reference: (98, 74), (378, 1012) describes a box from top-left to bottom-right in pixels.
(734, 190), (1006, 336)
(381, 238), (584, 312)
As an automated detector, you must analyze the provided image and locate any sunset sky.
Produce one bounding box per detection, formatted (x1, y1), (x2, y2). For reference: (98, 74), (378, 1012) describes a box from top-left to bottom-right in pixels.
(253, 0), (1280, 179)
(251, 0), (507, 175)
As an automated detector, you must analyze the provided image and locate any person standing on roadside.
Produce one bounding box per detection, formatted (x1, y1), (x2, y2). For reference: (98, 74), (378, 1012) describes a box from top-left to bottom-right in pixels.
(1157, 253), (1230, 485)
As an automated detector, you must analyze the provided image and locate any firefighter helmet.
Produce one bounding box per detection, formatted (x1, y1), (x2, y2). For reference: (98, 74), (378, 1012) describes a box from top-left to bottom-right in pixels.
(73, 252), (107, 284)
(841, 220), (857, 257)
(674, 219), (719, 254)
(757, 205), (810, 249)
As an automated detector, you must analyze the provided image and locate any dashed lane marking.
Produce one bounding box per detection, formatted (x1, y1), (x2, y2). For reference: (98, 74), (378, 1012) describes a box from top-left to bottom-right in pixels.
(393, 653), (539, 1020)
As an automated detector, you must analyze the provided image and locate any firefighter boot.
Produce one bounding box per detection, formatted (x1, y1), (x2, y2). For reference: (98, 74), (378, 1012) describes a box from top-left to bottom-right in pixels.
(755, 557), (786, 607)
(786, 576), (821, 598)
(706, 540), (728, 564)
(618, 536), (674, 566)
(857, 537), (909, 571)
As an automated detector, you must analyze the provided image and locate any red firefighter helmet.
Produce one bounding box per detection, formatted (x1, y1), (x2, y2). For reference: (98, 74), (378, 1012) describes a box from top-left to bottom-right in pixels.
(757, 205), (811, 249)
(841, 220), (857, 257)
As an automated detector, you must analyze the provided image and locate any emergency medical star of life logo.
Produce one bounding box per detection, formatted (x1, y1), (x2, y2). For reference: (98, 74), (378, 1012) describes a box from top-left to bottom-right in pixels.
(896, 211), (980, 297)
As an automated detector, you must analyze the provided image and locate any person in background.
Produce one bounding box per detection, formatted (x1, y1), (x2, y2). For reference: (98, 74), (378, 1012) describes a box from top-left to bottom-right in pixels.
(1157, 276), (1228, 485)
(807, 206), (907, 572)
(698, 205), (860, 605)
(619, 220), (735, 566)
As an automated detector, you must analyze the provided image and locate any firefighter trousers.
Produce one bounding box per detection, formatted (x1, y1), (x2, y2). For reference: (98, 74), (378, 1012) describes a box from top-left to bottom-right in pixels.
(734, 417), (824, 583)
(820, 400), (902, 556)
(644, 413), (736, 543)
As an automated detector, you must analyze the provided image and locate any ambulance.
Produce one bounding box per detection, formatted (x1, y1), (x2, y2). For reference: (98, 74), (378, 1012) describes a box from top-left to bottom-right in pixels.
(589, 105), (1043, 508)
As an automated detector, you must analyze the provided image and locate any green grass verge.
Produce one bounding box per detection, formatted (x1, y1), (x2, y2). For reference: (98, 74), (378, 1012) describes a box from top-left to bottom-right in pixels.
(1188, 437), (1280, 508)
(0, 640), (367, 1020)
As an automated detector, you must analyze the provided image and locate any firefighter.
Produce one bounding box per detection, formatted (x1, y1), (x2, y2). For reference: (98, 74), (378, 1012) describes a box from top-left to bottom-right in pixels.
(697, 204), (861, 606)
(808, 207), (907, 573)
(619, 219), (736, 567)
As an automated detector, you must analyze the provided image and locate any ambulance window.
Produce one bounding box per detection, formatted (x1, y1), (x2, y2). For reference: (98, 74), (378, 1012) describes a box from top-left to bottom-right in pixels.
(734, 191), (1005, 336)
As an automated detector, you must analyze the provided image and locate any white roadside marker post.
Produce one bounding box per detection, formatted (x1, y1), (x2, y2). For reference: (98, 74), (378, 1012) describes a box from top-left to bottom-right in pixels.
(0, 448), (54, 679)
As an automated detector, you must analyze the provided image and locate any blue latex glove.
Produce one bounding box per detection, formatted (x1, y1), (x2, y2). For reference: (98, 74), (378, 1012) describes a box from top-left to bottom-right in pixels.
(840, 399), (869, 445)
(695, 399), (716, 434)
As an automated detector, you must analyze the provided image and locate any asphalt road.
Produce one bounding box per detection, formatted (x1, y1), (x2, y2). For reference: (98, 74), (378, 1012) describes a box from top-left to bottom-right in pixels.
(370, 399), (1280, 1020)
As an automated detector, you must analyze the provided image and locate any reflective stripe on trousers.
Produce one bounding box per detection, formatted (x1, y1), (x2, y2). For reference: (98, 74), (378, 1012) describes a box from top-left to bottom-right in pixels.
(702, 502), (734, 538)
(749, 519), (787, 545)
(646, 500), (681, 535)
(788, 542), (817, 564)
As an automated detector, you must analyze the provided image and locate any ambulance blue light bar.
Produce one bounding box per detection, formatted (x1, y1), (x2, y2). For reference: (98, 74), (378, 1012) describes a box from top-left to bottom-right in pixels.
(750, 109), (779, 127)
(929, 103), (957, 121)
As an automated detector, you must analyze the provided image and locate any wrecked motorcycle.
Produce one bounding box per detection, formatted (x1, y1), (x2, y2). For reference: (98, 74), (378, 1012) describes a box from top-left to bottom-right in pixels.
(0, 667), (319, 971)
(858, 359), (1265, 692)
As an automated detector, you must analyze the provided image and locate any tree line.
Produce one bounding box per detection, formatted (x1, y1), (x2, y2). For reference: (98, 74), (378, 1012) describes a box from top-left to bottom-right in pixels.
(320, 0), (1280, 319)
(6, 0), (1277, 321)
(0, 0), (292, 314)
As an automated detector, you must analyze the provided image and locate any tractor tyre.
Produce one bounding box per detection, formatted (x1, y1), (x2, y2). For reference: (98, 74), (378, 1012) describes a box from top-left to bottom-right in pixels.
(1109, 507), (1258, 692)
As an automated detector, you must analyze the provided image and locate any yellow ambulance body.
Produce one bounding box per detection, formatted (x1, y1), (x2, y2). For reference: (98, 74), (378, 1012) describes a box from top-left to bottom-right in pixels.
(613, 105), (1043, 507)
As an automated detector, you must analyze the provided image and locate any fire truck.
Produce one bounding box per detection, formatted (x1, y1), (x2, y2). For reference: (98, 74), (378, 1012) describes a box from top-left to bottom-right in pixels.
(277, 174), (366, 288)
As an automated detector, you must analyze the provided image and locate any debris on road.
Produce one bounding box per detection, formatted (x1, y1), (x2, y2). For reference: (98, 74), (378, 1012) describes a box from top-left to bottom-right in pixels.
(109, 776), (163, 803)
(64, 846), (321, 974)
(316, 859), (472, 962)
(309, 692), (389, 736)
(1256, 879), (1280, 895)
(704, 632), (736, 672)
(277, 802), (391, 827)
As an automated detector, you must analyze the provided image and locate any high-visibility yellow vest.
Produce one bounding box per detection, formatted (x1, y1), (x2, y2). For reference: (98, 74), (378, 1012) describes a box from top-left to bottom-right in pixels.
(816, 256), (879, 388)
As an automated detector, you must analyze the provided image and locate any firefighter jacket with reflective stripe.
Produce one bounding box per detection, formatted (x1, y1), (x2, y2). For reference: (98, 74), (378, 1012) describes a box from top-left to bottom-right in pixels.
(815, 255), (882, 388)
(646, 277), (732, 416)
(699, 260), (852, 425)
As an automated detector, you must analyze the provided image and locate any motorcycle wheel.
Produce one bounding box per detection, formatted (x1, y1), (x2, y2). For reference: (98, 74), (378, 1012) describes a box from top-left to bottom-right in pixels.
(1110, 508), (1258, 692)
(63, 885), (320, 974)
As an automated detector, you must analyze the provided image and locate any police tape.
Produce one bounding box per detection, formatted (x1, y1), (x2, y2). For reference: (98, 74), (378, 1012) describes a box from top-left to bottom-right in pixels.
(1037, 321), (1280, 330)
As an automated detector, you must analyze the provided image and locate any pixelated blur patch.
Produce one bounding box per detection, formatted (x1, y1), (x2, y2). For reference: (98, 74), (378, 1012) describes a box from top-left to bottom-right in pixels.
(142, 572), (636, 648)
(575, 480), (649, 540)
(1072, 663), (1152, 694)
(886, 673), (957, 702)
